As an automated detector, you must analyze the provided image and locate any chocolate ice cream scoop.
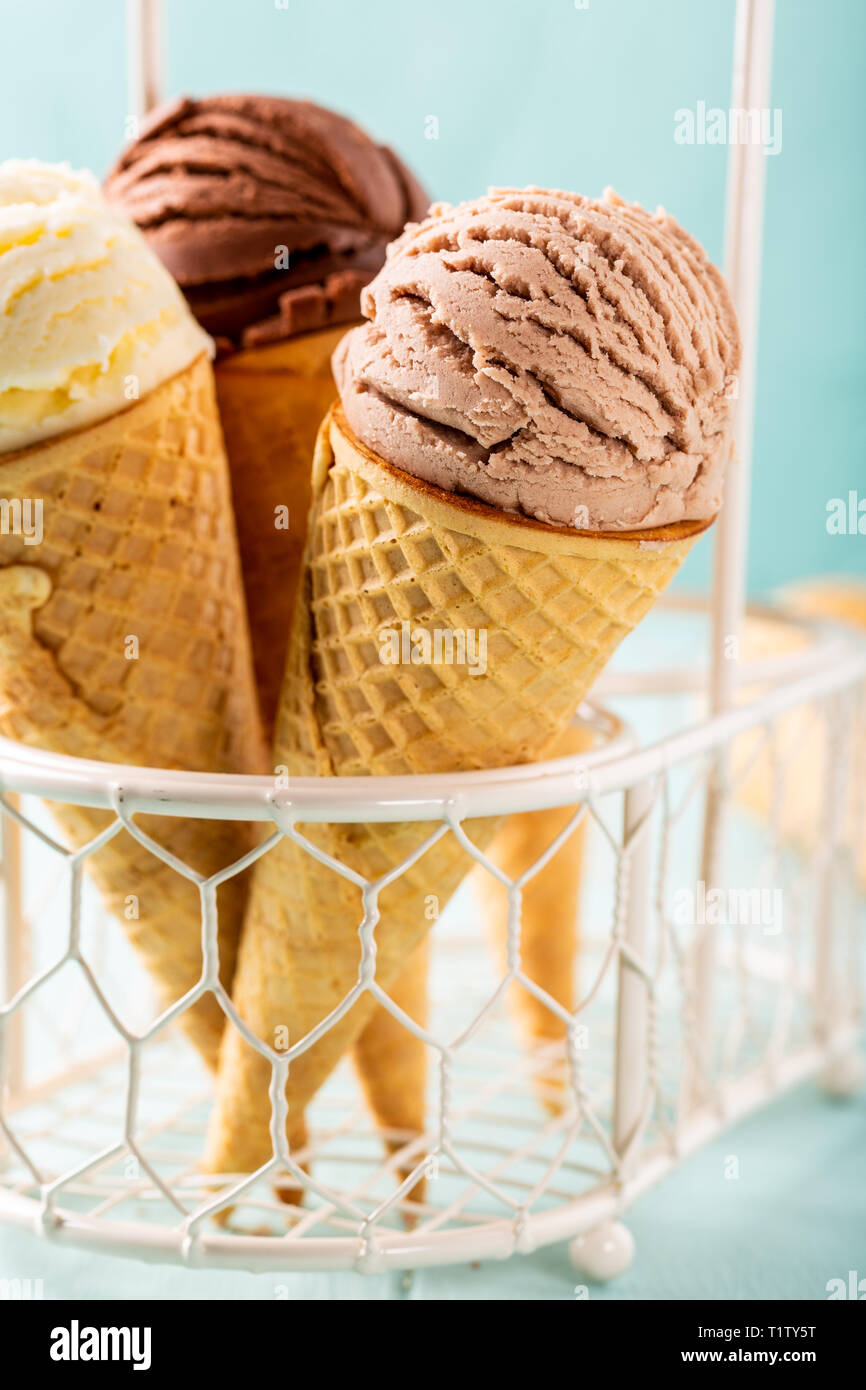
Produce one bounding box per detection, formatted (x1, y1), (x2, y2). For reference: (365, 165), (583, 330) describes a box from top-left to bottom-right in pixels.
(333, 187), (741, 531)
(104, 94), (429, 351)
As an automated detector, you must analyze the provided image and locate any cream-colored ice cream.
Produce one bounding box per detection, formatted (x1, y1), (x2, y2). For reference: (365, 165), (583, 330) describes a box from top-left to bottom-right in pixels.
(334, 187), (741, 531)
(0, 160), (211, 454)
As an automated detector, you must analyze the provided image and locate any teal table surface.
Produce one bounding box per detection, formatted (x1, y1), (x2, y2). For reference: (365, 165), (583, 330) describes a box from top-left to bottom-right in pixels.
(2, 1080), (863, 1301)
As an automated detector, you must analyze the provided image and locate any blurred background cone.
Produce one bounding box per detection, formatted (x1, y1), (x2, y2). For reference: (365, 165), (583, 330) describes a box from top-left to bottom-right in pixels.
(733, 581), (866, 883)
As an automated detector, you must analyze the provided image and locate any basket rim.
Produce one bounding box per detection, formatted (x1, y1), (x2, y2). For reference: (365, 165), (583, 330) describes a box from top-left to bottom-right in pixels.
(0, 614), (863, 824)
(0, 598), (862, 823)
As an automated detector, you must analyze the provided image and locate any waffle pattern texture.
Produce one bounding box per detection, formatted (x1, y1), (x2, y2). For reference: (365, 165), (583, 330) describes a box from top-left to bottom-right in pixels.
(205, 406), (704, 1183)
(0, 356), (267, 1067)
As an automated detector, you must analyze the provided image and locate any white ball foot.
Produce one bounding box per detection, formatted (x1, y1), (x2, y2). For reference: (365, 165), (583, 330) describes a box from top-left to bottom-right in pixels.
(569, 1220), (635, 1282)
(820, 1051), (865, 1099)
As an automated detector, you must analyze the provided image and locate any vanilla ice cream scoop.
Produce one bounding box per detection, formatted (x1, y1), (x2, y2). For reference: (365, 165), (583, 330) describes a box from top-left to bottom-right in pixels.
(334, 186), (741, 531)
(0, 160), (211, 453)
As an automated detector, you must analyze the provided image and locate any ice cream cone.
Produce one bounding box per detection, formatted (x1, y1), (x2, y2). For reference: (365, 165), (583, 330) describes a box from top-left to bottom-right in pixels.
(478, 722), (595, 1112)
(213, 325), (355, 736)
(105, 95), (430, 735)
(0, 356), (267, 1068)
(204, 404), (708, 1184)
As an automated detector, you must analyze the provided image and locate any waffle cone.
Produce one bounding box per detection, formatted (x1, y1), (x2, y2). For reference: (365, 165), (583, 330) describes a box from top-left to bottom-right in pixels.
(0, 356), (267, 1068)
(204, 404), (708, 1182)
(214, 326), (354, 735)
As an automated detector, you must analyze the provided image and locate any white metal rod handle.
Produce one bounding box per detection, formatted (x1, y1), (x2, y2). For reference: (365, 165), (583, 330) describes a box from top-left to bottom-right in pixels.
(127, 0), (163, 119)
(711, 0), (775, 710)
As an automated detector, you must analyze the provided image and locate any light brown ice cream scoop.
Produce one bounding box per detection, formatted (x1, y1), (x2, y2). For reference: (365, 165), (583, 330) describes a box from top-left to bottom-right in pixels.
(333, 187), (741, 531)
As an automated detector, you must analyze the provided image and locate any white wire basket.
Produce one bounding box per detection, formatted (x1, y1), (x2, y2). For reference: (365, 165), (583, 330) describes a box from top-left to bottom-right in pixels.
(0, 600), (864, 1278)
(2, 0), (864, 1285)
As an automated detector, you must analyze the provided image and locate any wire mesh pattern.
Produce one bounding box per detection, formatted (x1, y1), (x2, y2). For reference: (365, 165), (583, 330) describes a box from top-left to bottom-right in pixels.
(0, 648), (864, 1271)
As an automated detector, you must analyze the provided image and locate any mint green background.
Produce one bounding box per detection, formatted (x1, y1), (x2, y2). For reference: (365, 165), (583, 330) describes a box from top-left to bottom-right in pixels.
(0, 0), (864, 1304)
(1, 0), (863, 592)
